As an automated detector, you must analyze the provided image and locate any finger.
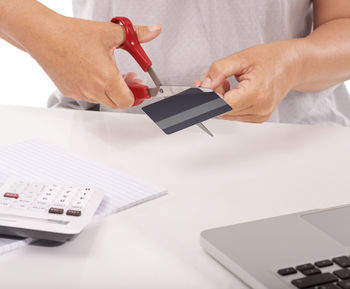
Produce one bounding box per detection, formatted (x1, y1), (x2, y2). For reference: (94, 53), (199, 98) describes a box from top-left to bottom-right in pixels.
(220, 113), (269, 123)
(102, 92), (120, 109)
(105, 69), (135, 109)
(126, 78), (143, 86)
(133, 78), (143, 84)
(123, 72), (137, 80)
(214, 80), (231, 95)
(124, 73), (144, 86)
(221, 79), (257, 113)
(206, 54), (248, 89)
(134, 24), (162, 43)
(222, 80), (231, 92)
(110, 23), (162, 49)
(123, 72), (138, 83)
(193, 80), (202, 87)
(82, 90), (119, 109)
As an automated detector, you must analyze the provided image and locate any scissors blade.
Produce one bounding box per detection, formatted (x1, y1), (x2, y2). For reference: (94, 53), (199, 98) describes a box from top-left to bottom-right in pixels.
(196, 123), (214, 137)
(147, 66), (162, 88)
(148, 85), (212, 98)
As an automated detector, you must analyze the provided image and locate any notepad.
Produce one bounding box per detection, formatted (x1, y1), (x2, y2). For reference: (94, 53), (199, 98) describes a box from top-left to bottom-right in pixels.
(0, 139), (167, 254)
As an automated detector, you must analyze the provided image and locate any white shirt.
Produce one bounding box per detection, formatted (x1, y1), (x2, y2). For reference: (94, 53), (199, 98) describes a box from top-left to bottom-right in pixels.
(48, 0), (350, 126)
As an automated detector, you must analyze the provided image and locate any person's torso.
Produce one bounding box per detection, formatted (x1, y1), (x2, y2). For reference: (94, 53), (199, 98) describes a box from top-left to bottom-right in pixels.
(72, 0), (313, 86)
(51, 0), (350, 126)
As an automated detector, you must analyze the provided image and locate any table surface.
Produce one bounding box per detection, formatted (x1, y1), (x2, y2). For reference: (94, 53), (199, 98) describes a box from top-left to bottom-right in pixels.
(0, 105), (350, 289)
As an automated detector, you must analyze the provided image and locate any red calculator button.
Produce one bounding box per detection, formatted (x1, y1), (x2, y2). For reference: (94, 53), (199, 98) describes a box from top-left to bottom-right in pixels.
(4, 193), (19, 199)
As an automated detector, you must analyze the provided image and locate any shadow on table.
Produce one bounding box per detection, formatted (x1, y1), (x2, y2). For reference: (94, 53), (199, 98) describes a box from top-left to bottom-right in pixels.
(31, 239), (65, 247)
(70, 110), (162, 151)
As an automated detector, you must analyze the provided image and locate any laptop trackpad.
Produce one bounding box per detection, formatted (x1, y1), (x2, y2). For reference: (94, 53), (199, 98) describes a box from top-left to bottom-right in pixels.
(302, 206), (350, 246)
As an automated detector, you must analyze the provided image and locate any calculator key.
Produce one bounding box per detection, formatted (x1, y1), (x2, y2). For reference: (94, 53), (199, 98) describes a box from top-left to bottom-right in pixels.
(291, 272), (338, 288)
(78, 187), (93, 198)
(302, 268), (321, 276)
(62, 186), (78, 194)
(0, 200), (13, 208)
(277, 267), (297, 276)
(53, 198), (69, 207)
(12, 200), (31, 210)
(333, 256), (350, 268)
(31, 207), (47, 213)
(66, 210), (81, 217)
(37, 195), (53, 204)
(42, 185), (60, 195)
(49, 207), (64, 214)
(334, 269), (350, 280)
(39, 191), (56, 200)
(296, 263), (315, 272)
(338, 280), (350, 289)
(71, 199), (86, 208)
(27, 183), (44, 194)
(57, 191), (74, 203)
(10, 181), (27, 193)
(315, 260), (334, 268)
(4, 192), (19, 199)
(12, 204), (27, 210)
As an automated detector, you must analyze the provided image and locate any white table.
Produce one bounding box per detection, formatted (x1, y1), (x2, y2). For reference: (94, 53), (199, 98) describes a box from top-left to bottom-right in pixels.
(0, 105), (350, 289)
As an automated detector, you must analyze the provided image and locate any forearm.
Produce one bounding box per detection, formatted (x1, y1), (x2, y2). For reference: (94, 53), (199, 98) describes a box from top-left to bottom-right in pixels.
(292, 19), (350, 92)
(0, 30), (25, 51)
(0, 0), (62, 54)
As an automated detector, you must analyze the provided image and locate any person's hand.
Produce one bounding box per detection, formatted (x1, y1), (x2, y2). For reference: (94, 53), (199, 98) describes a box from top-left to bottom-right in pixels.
(194, 40), (301, 123)
(26, 16), (161, 109)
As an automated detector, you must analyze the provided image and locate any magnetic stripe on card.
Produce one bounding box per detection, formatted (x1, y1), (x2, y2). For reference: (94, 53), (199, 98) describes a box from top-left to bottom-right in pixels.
(155, 98), (226, 130)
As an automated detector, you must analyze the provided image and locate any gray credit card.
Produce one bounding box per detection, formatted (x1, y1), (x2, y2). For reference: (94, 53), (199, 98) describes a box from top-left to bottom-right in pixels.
(142, 88), (232, 135)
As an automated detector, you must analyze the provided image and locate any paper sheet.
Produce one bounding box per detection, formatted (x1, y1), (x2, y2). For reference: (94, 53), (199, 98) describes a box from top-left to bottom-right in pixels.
(0, 139), (167, 254)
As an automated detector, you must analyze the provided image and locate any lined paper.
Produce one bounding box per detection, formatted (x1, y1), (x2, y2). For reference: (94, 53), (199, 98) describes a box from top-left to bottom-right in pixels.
(0, 139), (167, 254)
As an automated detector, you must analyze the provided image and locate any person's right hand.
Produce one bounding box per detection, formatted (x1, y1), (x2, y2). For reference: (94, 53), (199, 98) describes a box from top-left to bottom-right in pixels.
(26, 16), (161, 109)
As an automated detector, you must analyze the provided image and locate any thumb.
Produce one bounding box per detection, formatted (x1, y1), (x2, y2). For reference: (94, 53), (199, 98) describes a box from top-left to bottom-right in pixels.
(134, 24), (162, 43)
(204, 54), (245, 90)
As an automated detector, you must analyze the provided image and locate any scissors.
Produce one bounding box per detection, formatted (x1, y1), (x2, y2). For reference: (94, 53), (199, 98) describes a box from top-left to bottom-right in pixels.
(111, 17), (214, 137)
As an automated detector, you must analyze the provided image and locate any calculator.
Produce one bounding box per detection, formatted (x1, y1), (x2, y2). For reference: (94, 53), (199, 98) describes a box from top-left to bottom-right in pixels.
(0, 179), (104, 242)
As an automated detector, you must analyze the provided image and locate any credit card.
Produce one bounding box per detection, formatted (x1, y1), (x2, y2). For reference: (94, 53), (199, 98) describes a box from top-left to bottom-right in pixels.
(142, 88), (232, 135)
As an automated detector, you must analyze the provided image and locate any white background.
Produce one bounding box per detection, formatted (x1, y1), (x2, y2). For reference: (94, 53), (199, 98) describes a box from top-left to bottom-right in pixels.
(0, 1), (349, 108)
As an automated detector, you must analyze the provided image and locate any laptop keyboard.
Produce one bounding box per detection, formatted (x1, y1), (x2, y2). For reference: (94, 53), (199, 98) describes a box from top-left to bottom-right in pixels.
(277, 255), (350, 288)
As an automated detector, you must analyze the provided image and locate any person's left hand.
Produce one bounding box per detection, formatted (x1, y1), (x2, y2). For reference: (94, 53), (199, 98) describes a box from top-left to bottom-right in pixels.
(194, 40), (301, 123)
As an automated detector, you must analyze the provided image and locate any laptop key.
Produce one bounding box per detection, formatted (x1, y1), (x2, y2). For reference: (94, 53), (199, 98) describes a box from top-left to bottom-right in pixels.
(317, 284), (342, 289)
(315, 260), (334, 268)
(302, 268), (321, 276)
(291, 272), (338, 288)
(338, 280), (350, 289)
(333, 256), (350, 268)
(277, 267), (297, 276)
(296, 263), (315, 272)
(334, 269), (350, 280)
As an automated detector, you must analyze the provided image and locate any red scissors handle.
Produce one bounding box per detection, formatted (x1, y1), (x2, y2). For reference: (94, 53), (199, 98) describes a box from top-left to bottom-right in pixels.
(111, 17), (152, 106)
(128, 84), (150, 106)
(111, 17), (152, 72)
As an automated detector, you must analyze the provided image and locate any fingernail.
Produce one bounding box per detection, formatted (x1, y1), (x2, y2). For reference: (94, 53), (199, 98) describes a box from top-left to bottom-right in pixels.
(202, 77), (212, 88)
(148, 24), (162, 32)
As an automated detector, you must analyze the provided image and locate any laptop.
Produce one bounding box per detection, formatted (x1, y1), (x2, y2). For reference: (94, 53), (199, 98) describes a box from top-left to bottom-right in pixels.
(201, 204), (350, 289)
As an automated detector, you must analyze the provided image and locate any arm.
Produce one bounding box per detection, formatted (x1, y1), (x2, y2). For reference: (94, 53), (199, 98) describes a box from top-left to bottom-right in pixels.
(0, 0), (161, 109)
(295, 0), (350, 91)
(195, 0), (350, 123)
(0, 31), (25, 51)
